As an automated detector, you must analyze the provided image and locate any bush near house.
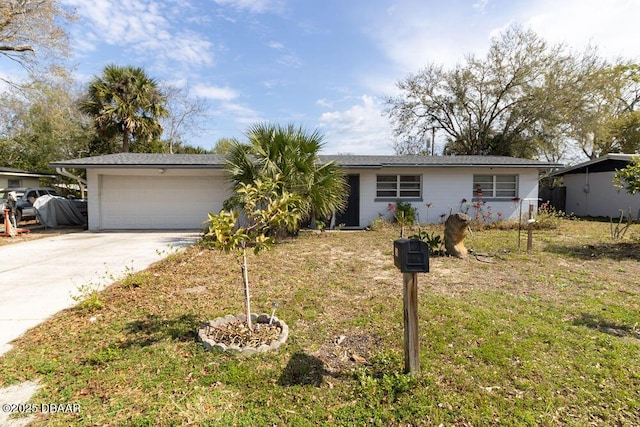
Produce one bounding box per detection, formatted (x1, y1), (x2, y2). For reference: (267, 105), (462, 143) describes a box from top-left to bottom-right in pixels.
(223, 123), (347, 231)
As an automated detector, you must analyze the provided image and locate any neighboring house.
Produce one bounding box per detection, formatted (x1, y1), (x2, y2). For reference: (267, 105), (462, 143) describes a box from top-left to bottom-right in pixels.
(548, 153), (639, 219)
(50, 153), (557, 231)
(0, 167), (56, 189)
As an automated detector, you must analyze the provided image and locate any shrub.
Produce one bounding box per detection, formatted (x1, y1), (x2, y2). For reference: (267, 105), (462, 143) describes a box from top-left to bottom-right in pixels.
(369, 215), (393, 231)
(409, 230), (445, 256)
(534, 202), (574, 229)
(392, 201), (416, 226)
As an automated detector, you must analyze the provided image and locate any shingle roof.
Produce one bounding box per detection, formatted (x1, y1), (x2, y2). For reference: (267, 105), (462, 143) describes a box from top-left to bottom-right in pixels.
(548, 153), (637, 176)
(0, 167), (57, 177)
(320, 155), (559, 168)
(50, 153), (228, 168)
(51, 153), (559, 169)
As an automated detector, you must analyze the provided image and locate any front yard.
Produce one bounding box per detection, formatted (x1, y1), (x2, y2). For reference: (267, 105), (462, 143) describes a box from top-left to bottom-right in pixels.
(1, 220), (639, 426)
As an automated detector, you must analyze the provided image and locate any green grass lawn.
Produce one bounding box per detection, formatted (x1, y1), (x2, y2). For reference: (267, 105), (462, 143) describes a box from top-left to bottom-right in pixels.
(1, 220), (639, 426)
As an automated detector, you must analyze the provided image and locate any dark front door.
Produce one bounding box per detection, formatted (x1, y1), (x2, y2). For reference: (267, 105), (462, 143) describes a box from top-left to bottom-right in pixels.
(335, 174), (360, 227)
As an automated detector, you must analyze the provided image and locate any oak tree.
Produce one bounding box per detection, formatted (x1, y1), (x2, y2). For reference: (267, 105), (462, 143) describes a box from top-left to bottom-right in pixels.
(386, 25), (640, 161)
(386, 25), (560, 157)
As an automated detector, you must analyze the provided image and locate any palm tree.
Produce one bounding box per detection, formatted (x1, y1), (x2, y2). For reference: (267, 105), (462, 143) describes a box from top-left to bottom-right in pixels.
(80, 64), (167, 153)
(225, 123), (347, 227)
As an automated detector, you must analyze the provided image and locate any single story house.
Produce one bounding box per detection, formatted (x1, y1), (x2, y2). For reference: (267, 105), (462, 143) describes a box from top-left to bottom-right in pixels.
(0, 167), (57, 189)
(50, 153), (558, 231)
(548, 153), (639, 219)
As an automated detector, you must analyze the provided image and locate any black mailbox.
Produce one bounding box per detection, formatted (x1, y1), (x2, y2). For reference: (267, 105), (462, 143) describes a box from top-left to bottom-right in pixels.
(394, 239), (429, 273)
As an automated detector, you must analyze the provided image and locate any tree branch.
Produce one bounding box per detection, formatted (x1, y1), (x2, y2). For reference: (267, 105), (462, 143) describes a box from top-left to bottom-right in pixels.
(0, 45), (34, 52)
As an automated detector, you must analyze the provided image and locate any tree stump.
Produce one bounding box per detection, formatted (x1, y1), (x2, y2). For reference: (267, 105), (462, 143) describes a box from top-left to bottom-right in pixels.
(444, 212), (470, 258)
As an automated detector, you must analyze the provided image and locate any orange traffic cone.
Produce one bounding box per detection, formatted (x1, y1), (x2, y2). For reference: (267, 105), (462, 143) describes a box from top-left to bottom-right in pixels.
(2, 208), (29, 237)
(2, 209), (14, 237)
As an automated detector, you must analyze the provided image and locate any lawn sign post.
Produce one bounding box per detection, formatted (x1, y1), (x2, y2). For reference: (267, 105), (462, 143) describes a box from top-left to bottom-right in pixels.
(393, 239), (429, 375)
(527, 204), (536, 253)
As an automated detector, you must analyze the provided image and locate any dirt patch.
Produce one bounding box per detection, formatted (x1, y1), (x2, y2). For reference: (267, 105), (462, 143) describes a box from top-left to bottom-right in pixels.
(0, 224), (85, 247)
(314, 333), (382, 374)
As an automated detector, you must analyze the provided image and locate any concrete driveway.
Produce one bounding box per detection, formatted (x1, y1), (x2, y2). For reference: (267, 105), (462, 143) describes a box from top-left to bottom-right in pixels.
(0, 231), (200, 356)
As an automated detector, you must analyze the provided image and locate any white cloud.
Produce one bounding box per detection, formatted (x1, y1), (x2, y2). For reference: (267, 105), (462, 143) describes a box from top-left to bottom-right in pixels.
(193, 84), (239, 101)
(276, 53), (302, 68)
(473, 0), (489, 13)
(316, 98), (333, 108)
(264, 40), (301, 68)
(212, 0), (284, 14)
(262, 79), (284, 89)
(362, 0), (640, 77)
(521, 0), (640, 60)
(151, 32), (214, 66)
(230, 108), (263, 126)
(318, 95), (394, 155)
(361, 1), (495, 73)
(61, 0), (214, 69)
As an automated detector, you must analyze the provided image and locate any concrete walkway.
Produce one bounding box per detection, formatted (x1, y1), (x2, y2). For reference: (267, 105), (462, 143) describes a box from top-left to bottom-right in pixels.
(0, 231), (199, 356)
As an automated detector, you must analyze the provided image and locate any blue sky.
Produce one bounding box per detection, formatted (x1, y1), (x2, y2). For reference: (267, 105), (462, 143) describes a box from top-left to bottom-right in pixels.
(39, 0), (640, 153)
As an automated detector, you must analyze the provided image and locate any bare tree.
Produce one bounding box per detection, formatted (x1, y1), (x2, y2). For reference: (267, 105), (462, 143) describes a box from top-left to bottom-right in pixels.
(160, 84), (209, 153)
(0, 0), (75, 81)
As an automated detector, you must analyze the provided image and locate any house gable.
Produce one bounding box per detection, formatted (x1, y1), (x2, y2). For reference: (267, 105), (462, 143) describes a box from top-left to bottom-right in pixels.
(549, 154), (639, 218)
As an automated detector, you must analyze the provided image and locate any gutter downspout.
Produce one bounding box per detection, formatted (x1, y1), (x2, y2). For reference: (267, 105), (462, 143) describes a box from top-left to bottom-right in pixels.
(583, 166), (590, 216)
(56, 167), (88, 199)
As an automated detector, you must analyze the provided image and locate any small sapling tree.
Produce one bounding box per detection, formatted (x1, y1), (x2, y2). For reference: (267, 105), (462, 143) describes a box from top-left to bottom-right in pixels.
(204, 176), (304, 331)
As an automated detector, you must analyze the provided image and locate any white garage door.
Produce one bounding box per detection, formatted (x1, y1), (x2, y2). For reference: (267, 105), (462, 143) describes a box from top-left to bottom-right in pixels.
(101, 175), (228, 229)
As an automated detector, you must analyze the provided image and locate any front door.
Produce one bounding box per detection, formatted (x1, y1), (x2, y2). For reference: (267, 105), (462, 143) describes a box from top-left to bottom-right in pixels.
(335, 174), (360, 227)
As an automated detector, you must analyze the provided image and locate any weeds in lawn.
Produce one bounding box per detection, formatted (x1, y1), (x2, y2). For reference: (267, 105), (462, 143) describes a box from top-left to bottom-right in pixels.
(354, 350), (417, 404)
(355, 368), (417, 404)
(534, 202), (575, 229)
(70, 281), (104, 312)
(368, 214), (391, 231)
(119, 271), (152, 289)
(1, 220), (639, 426)
(610, 208), (635, 239)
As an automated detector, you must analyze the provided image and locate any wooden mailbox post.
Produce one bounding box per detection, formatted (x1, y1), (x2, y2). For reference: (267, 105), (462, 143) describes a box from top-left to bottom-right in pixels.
(393, 239), (429, 375)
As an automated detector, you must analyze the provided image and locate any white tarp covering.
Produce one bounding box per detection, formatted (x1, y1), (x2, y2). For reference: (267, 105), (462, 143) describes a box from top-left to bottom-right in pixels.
(33, 195), (87, 228)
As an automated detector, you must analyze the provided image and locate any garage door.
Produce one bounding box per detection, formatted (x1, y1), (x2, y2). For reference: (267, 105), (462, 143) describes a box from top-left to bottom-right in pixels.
(100, 175), (228, 229)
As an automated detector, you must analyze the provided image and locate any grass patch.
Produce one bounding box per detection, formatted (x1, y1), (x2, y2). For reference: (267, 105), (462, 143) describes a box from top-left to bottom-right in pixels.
(1, 221), (639, 425)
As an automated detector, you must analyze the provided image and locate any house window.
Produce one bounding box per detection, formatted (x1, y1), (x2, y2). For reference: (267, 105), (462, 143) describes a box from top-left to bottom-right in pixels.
(473, 175), (518, 199)
(376, 175), (422, 199)
(8, 179), (21, 188)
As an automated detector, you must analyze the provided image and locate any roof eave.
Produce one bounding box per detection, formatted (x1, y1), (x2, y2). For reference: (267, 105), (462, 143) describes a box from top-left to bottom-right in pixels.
(0, 171), (57, 178)
(50, 162), (227, 169)
(548, 154), (635, 177)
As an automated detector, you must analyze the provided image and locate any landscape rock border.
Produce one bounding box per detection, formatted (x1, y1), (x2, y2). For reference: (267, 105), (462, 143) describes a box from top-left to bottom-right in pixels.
(197, 313), (289, 355)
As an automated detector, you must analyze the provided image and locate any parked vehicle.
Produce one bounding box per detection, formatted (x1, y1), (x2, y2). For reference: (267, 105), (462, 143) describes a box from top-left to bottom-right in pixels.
(0, 187), (87, 224)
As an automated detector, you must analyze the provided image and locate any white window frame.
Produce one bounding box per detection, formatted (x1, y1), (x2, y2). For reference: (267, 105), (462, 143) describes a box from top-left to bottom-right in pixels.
(376, 175), (422, 199)
(473, 174), (518, 200)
